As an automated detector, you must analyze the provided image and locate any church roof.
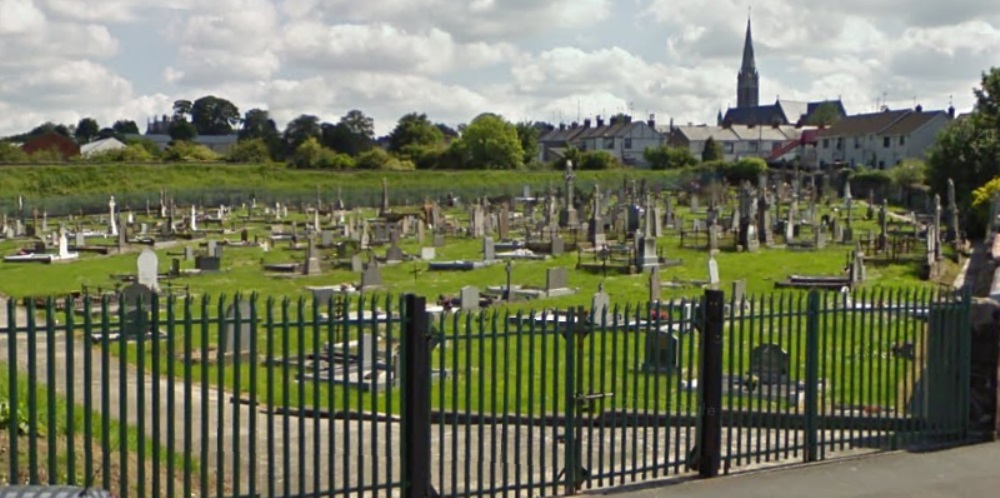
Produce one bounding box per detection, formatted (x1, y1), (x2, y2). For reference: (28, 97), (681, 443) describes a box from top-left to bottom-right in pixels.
(741, 18), (756, 72)
(723, 99), (847, 126)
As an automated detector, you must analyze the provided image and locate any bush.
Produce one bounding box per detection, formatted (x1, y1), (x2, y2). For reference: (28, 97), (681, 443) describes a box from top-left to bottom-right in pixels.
(578, 151), (619, 170)
(226, 138), (272, 163)
(356, 148), (415, 170)
(86, 144), (154, 162)
(0, 142), (28, 163)
(723, 157), (768, 184)
(288, 137), (354, 169)
(644, 146), (698, 170)
(850, 167), (892, 186)
(163, 141), (221, 162)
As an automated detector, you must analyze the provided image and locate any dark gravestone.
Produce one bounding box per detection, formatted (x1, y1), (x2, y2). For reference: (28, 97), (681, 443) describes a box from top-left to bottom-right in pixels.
(360, 264), (383, 289)
(749, 343), (790, 383)
(120, 283), (154, 338)
(644, 331), (679, 373)
(386, 244), (405, 263)
(195, 255), (221, 272)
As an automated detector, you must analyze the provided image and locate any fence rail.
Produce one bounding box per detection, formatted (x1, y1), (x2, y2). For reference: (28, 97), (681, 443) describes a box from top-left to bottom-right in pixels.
(0, 287), (973, 497)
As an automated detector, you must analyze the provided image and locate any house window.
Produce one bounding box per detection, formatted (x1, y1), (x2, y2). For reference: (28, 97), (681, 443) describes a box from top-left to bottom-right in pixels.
(749, 141), (759, 152)
(823, 139), (830, 149)
(854, 137), (861, 149)
(899, 135), (906, 146)
(723, 142), (734, 153)
(604, 138), (615, 150)
(883, 137), (890, 148)
(836, 138), (843, 150)
(624, 138), (632, 149)
(878, 160), (885, 169)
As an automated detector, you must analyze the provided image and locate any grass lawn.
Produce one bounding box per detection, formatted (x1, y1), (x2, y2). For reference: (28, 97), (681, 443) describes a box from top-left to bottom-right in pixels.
(0, 191), (960, 421)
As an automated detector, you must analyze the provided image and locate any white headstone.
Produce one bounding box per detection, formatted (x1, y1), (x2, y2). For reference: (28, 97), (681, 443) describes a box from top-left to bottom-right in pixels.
(190, 205), (198, 232)
(137, 248), (159, 291)
(57, 229), (69, 258)
(708, 256), (720, 287)
(108, 196), (118, 236)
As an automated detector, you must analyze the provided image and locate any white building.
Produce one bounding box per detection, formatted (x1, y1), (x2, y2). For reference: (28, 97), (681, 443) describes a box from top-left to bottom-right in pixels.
(664, 124), (812, 163)
(80, 137), (127, 157)
(538, 115), (662, 167)
(815, 107), (954, 169)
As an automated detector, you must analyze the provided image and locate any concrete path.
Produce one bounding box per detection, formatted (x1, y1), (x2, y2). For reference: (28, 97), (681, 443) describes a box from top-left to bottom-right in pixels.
(595, 441), (1000, 498)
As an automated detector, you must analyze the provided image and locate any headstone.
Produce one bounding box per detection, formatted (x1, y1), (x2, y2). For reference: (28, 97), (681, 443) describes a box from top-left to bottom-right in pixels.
(136, 248), (159, 292)
(120, 283), (154, 337)
(749, 344), (790, 383)
(433, 233), (445, 248)
(420, 247), (436, 261)
(386, 244), (405, 263)
(545, 267), (569, 293)
(591, 286), (610, 323)
(195, 255), (221, 272)
(350, 253), (364, 273)
(707, 255), (720, 288)
(321, 230), (334, 247)
(648, 266), (661, 303)
(303, 238), (321, 275)
(644, 330), (679, 373)
(184, 246), (194, 261)
(731, 279), (747, 303)
(360, 263), (383, 289)
(221, 301), (253, 360)
(460, 286), (480, 312)
(559, 160), (578, 227)
(75, 231), (85, 248)
(207, 240), (217, 257)
(482, 237), (496, 262)
(550, 236), (565, 256)
(108, 196), (118, 236)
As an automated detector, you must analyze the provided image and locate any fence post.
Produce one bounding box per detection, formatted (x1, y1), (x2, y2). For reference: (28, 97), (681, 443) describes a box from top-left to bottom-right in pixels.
(697, 289), (724, 478)
(804, 290), (821, 462)
(402, 294), (434, 498)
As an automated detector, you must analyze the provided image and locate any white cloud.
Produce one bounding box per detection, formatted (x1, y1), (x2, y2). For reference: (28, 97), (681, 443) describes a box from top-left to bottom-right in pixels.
(0, 0), (995, 138)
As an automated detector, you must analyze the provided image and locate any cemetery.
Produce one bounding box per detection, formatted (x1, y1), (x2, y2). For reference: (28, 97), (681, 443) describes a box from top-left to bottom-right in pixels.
(0, 167), (975, 497)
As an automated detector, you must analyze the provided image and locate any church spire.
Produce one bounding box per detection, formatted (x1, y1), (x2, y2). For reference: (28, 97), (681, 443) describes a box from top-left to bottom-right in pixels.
(736, 13), (759, 109)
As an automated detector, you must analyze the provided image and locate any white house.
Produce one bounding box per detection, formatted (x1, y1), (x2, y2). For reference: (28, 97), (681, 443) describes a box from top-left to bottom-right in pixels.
(815, 106), (954, 169)
(664, 124), (811, 163)
(80, 137), (127, 157)
(538, 115), (662, 167)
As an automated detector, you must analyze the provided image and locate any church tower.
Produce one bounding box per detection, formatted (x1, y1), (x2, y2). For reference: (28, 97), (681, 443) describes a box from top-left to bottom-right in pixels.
(737, 17), (759, 109)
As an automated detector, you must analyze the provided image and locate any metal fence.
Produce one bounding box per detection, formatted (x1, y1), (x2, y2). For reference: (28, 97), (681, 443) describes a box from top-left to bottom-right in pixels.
(0, 287), (973, 497)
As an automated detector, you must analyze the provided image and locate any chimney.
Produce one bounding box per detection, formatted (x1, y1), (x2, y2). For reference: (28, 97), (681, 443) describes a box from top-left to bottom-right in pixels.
(559, 123), (566, 131)
(596, 115), (604, 128)
(915, 104), (923, 113)
(583, 118), (591, 128)
(571, 122), (578, 129)
(648, 113), (656, 129)
(609, 116), (618, 126)
(948, 105), (956, 119)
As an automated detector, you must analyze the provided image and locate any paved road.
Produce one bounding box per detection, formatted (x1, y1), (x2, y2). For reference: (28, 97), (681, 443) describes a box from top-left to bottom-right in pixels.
(594, 441), (1000, 498)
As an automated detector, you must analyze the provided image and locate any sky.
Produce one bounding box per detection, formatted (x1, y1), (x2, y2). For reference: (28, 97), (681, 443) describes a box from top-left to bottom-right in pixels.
(1, 0), (998, 137)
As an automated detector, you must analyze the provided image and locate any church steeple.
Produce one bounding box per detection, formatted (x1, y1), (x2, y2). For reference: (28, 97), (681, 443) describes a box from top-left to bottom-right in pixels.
(737, 15), (759, 108)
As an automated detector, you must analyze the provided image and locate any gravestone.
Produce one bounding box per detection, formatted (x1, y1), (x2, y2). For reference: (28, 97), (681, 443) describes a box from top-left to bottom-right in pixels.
(303, 238), (321, 275)
(206, 240), (217, 257)
(75, 231), (85, 248)
(360, 264), (383, 289)
(749, 344), (789, 383)
(420, 247), (436, 261)
(386, 244), (405, 263)
(433, 233), (445, 248)
(545, 267), (569, 293)
(708, 255), (720, 288)
(120, 282), (154, 338)
(350, 253), (364, 273)
(482, 237), (496, 262)
(136, 248), (159, 292)
(195, 255), (221, 272)
(648, 266), (661, 303)
(550, 236), (565, 256)
(591, 286), (610, 323)
(460, 286), (480, 312)
(221, 301), (254, 362)
(321, 230), (334, 247)
(731, 279), (747, 303)
(184, 246), (194, 261)
(644, 331), (679, 373)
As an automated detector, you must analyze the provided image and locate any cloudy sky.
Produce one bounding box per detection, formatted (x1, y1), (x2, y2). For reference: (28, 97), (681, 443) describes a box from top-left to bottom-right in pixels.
(0, 0), (997, 137)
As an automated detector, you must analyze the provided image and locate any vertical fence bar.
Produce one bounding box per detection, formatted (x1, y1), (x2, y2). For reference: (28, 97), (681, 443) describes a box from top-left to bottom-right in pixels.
(166, 294), (176, 498)
(100, 296), (111, 492)
(44, 298), (56, 483)
(563, 307), (577, 496)
(234, 295), (245, 498)
(295, 297), (305, 497)
(150, 292), (160, 498)
(199, 295), (210, 498)
(281, 298), (291, 498)
(64, 296), (76, 485)
(26, 298), (38, 485)
(7, 294), (18, 483)
(116, 297), (128, 498)
(215, 296), (227, 498)
(309, 296), (320, 495)
(804, 290), (820, 463)
(401, 294), (432, 498)
(83, 296), (93, 487)
(183, 296), (193, 498)
(698, 289), (724, 478)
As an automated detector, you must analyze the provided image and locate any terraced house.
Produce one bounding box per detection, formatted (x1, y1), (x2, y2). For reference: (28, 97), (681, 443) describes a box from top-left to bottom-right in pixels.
(815, 106), (954, 169)
(537, 114), (662, 167)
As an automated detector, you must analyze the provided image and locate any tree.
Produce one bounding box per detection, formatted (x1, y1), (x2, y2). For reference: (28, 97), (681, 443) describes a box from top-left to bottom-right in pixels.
(644, 145), (698, 170)
(190, 95), (241, 135)
(112, 120), (140, 135)
(435, 123), (459, 139)
(172, 99), (192, 119)
(0, 142), (28, 163)
(168, 118), (197, 142)
(288, 137), (354, 169)
(578, 151), (618, 170)
(889, 158), (928, 206)
(321, 110), (374, 156)
(806, 102), (842, 126)
(724, 157), (768, 184)
(239, 108), (278, 141)
(515, 121), (540, 166)
(283, 114), (322, 153)
(388, 113), (444, 153)
(74, 117), (100, 144)
(355, 147), (415, 170)
(455, 113), (523, 169)
(163, 141), (219, 162)
(702, 136), (723, 161)
(928, 68), (1000, 236)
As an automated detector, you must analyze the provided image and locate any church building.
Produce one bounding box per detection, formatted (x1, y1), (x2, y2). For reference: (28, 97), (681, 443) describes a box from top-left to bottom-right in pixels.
(720, 18), (846, 127)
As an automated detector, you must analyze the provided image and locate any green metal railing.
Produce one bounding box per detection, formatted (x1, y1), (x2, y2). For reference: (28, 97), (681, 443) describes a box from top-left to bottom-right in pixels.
(0, 287), (973, 497)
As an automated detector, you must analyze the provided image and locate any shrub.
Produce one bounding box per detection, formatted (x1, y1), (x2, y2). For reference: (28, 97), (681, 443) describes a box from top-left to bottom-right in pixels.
(644, 146), (698, 170)
(226, 138), (272, 163)
(163, 141), (221, 162)
(723, 157), (768, 184)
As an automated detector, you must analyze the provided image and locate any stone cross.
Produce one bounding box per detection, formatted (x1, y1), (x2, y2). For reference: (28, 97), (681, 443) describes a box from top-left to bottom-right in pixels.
(380, 177), (389, 216)
(108, 196), (118, 236)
